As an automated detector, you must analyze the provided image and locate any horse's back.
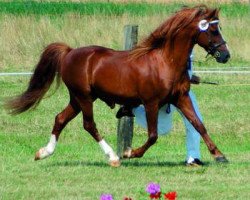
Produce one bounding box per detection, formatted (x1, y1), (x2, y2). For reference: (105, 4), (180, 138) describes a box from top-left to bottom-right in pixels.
(61, 45), (139, 104)
(61, 45), (176, 106)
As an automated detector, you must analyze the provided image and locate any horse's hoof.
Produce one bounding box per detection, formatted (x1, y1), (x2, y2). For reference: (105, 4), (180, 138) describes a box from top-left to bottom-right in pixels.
(109, 160), (121, 167)
(215, 156), (229, 163)
(34, 147), (52, 161)
(34, 150), (41, 161)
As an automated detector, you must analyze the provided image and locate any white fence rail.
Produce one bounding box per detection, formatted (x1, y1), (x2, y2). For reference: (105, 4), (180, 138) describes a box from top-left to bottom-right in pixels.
(0, 72), (33, 76)
(1, 67), (250, 76)
(194, 70), (250, 74)
(1, 71), (250, 76)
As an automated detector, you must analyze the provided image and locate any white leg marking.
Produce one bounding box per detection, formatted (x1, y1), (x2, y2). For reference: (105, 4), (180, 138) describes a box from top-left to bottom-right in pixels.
(35, 135), (57, 160)
(99, 139), (120, 163)
(123, 147), (132, 158)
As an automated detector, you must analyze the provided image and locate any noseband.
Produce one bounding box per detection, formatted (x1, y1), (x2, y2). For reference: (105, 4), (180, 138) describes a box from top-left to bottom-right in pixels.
(196, 19), (226, 58)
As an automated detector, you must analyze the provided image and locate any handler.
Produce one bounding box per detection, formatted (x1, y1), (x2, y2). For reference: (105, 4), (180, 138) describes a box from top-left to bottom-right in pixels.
(117, 53), (204, 166)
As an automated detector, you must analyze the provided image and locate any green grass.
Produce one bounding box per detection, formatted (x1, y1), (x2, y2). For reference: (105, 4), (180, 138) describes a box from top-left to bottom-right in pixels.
(0, 1), (177, 16)
(0, 1), (250, 199)
(0, 74), (250, 199)
(0, 2), (249, 72)
(0, 1), (248, 17)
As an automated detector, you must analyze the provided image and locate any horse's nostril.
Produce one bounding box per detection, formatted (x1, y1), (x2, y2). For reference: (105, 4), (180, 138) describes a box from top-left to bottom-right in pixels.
(226, 53), (230, 60)
(221, 52), (230, 63)
(217, 51), (230, 63)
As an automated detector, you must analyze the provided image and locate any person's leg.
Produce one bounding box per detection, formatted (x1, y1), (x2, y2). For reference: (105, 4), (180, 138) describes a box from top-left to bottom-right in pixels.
(133, 104), (175, 135)
(177, 91), (203, 162)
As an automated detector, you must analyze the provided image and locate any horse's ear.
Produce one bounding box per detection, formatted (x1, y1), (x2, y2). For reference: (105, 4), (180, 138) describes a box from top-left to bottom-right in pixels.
(207, 8), (220, 20)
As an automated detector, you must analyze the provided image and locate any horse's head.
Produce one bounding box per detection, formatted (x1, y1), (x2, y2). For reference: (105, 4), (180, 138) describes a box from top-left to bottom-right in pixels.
(194, 8), (230, 63)
(130, 6), (230, 63)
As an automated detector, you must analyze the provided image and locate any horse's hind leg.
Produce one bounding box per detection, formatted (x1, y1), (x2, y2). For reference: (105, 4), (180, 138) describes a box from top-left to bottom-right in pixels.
(77, 98), (120, 167)
(35, 97), (80, 160)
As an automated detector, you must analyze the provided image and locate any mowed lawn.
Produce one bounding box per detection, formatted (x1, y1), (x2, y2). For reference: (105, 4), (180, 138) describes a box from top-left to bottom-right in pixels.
(0, 74), (249, 199)
(0, 1), (250, 199)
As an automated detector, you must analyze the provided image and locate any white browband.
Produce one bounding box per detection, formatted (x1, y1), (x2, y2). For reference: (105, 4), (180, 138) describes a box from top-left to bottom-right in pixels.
(198, 19), (219, 31)
(209, 20), (219, 24)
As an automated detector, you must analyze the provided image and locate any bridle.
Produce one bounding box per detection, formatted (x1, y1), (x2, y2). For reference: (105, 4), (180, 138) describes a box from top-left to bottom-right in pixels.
(195, 19), (227, 58)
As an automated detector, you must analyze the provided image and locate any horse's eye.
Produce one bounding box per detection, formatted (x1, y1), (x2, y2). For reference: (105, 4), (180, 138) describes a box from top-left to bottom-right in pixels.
(211, 29), (220, 36)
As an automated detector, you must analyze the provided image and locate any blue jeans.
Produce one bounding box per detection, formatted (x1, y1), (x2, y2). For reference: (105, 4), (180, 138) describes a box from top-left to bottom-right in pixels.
(133, 91), (202, 159)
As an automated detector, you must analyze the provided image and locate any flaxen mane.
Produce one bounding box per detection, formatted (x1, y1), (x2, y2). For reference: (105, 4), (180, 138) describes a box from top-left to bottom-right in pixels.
(130, 5), (218, 59)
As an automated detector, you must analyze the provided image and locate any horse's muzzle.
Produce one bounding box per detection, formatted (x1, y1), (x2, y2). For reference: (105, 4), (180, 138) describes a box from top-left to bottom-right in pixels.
(214, 50), (230, 63)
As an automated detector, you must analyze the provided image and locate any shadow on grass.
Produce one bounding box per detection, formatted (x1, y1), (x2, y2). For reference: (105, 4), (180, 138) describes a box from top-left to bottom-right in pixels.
(46, 159), (211, 168)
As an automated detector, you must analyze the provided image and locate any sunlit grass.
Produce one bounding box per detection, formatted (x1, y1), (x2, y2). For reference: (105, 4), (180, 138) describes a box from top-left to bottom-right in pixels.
(0, 1), (249, 72)
(0, 1), (249, 199)
(0, 1), (248, 16)
(0, 10), (249, 72)
(0, 74), (250, 199)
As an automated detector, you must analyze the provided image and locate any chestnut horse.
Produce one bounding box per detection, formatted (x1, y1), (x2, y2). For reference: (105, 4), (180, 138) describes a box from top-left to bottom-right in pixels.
(7, 5), (230, 167)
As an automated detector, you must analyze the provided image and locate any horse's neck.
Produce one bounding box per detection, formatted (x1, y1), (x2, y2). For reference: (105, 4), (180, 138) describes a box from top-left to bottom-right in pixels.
(164, 36), (194, 76)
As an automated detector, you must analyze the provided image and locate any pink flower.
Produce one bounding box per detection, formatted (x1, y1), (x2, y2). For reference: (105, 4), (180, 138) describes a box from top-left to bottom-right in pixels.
(100, 194), (113, 200)
(146, 182), (161, 195)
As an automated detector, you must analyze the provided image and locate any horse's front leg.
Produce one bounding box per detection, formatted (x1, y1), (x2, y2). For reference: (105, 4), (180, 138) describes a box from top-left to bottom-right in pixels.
(176, 93), (228, 162)
(123, 101), (158, 158)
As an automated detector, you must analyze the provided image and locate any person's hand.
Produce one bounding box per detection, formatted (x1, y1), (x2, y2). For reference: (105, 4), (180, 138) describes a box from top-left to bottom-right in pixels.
(190, 75), (200, 84)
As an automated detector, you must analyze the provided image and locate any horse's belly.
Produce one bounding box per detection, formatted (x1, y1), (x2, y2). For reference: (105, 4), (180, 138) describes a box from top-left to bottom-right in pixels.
(93, 86), (140, 105)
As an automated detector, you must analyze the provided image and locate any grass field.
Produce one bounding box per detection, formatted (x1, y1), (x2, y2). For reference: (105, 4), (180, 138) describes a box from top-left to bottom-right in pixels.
(0, 74), (250, 199)
(0, 1), (248, 16)
(0, 1), (250, 200)
(0, 1), (249, 72)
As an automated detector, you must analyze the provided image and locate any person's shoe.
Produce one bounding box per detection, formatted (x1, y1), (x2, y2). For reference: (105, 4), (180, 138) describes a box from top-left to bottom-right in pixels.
(185, 157), (204, 167)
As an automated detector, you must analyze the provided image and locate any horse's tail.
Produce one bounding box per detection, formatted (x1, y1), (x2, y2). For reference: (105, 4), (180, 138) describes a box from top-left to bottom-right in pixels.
(6, 42), (72, 114)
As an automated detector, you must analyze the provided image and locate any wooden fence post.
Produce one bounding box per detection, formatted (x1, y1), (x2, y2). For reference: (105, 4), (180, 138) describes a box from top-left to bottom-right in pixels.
(117, 25), (138, 158)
